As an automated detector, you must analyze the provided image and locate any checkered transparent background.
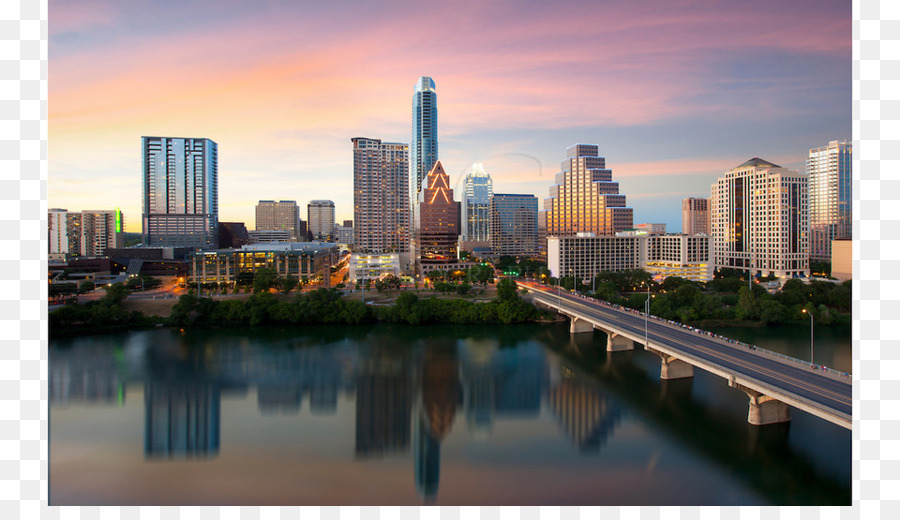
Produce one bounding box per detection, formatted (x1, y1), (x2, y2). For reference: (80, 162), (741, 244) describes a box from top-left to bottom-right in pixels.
(3, 0), (896, 517)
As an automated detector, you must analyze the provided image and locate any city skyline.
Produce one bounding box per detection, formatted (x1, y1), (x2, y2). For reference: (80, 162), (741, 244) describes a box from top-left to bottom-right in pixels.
(49, 0), (849, 233)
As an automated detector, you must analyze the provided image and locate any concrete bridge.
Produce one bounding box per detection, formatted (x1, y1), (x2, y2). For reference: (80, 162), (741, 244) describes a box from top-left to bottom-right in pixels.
(520, 281), (851, 430)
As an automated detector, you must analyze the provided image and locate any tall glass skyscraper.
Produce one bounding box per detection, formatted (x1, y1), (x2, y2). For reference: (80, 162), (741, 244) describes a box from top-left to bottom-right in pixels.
(808, 140), (852, 262)
(461, 163), (492, 242)
(411, 76), (438, 201)
(142, 137), (218, 248)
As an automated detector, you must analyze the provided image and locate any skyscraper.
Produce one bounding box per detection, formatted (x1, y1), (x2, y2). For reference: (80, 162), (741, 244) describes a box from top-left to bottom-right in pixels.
(415, 161), (459, 263)
(411, 77), (438, 202)
(461, 164), (492, 242)
(490, 194), (538, 258)
(682, 197), (710, 235)
(255, 200), (301, 240)
(808, 140), (852, 262)
(308, 200), (335, 242)
(710, 157), (809, 280)
(543, 144), (633, 238)
(352, 137), (409, 253)
(142, 137), (218, 248)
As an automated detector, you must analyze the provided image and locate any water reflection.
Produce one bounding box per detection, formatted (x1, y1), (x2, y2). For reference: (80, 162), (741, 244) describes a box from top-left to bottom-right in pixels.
(49, 325), (850, 505)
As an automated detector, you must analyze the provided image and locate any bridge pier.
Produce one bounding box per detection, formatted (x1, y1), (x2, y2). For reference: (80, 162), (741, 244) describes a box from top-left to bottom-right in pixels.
(569, 316), (594, 334)
(646, 347), (694, 380)
(606, 332), (634, 352)
(730, 380), (791, 426)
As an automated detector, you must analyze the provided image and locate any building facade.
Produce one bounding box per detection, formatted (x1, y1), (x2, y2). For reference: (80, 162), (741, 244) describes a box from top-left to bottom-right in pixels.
(710, 158), (809, 280)
(543, 144), (633, 237)
(142, 137), (218, 248)
(49, 208), (123, 259)
(415, 161), (459, 267)
(642, 234), (713, 282)
(348, 253), (401, 282)
(49, 208), (80, 261)
(308, 200), (335, 242)
(352, 137), (409, 253)
(635, 223), (666, 235)
(189, 242), (338, 286)
(547, 233), (713, 283)
(461, 164), (493, 242)
(808, 140), (852, 262)
(490, 194), (538, 258)
(256, 200), (301, 240)
(682, 197), (710, 235)
(547, 234), (642, 280)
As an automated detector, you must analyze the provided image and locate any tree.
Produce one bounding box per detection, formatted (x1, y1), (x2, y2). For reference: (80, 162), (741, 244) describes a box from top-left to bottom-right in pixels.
(280, 274), (299, 294)
(735, 286), (757, 320)
(496, 277), (518, 301)
(253, 268), (279, 293)
(77, 280), (95, 294)
(102, 282), (130, 305)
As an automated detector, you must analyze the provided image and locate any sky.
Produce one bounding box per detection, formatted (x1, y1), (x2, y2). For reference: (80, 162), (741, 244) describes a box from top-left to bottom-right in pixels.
(48, 0), (851, 233)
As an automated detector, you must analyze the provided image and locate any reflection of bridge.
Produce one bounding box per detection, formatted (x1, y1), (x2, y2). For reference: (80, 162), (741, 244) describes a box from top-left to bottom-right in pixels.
(521, 282), (851, 430)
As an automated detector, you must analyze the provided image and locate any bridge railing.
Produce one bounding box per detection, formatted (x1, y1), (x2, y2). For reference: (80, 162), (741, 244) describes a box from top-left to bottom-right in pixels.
(529, 287), (852, 381)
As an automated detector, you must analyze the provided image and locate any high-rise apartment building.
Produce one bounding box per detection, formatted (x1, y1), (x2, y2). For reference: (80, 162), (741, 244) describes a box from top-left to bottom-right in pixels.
(461, 164), (492, 242)
(308, 200), (335, 242)
(352, 137), (409, 253)
(411, 76), (438, 202)
(808, 140), (852, 262)
(490, 194), (538, 258)
(48, 208), (122, 258)
(710, 158), (809, 280)
(142, 137), (218, 248)
(49, 208), (80, 260)
(682, 197), (710, 235)
(415, 161), (459, 264)
(81, 210), (124, 257)
(256, 200), (301, 240)
(543, 144), (633, 237)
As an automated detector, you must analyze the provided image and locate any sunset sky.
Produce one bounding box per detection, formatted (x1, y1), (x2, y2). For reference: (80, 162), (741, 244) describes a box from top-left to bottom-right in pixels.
(49, 0), (851, 233)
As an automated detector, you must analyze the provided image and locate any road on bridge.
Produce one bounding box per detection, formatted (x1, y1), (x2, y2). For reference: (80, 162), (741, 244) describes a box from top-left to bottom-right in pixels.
(519, 281), (852, 424)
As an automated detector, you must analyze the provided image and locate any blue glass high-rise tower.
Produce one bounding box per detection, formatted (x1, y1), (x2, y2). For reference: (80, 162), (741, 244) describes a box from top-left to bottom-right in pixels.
(411, 76), (438, 206)
(142, 136), (218, 248)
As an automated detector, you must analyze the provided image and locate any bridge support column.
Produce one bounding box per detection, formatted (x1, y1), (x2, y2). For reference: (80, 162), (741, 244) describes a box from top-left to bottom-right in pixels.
(730, 380), (791, 426)
(646, 347), (694, 379)
(569, 316), (594, 334)
(606, 332), (634, 352)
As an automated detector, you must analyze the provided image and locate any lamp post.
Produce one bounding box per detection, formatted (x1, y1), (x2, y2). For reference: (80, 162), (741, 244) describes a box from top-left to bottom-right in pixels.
(644, 282), (650, 349)
(802, 308), (814, 365)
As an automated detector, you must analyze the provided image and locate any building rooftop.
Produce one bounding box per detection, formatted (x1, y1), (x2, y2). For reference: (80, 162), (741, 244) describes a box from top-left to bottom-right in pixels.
(734, 157), (781, 170)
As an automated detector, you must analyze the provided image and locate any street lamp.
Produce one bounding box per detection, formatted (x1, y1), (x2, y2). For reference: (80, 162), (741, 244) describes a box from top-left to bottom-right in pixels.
(644, 282), (650, 349)
(802, 308), (814, 365)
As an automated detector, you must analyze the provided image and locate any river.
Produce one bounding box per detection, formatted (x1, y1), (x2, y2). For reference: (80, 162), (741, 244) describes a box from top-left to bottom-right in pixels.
(49, 322), (850, 506)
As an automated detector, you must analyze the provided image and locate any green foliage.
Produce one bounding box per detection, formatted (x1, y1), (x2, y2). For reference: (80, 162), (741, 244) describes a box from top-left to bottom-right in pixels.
(456, 282), (471, 296)
(279, 274), (299, 294)
(253, 268), (279, 293)
(78, 280), (95, 294)
(102, 282), (130, 305)
(496, 277), (518, 301)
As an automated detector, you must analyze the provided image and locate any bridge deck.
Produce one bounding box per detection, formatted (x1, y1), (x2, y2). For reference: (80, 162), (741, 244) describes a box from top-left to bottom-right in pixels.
(521, 282), (851, 429)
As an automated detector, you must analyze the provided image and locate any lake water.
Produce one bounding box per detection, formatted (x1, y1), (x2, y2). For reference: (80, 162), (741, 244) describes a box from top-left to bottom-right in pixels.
(50, 323), (850, 506)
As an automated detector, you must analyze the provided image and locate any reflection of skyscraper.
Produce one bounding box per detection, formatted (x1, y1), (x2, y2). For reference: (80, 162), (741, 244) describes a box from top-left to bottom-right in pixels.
(547, 375), (621, 453)
(355, 369), (413, 457)
(414, 349), (459, 502)
(257, 383), (301, 414)
(144, 383), (220, 458)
